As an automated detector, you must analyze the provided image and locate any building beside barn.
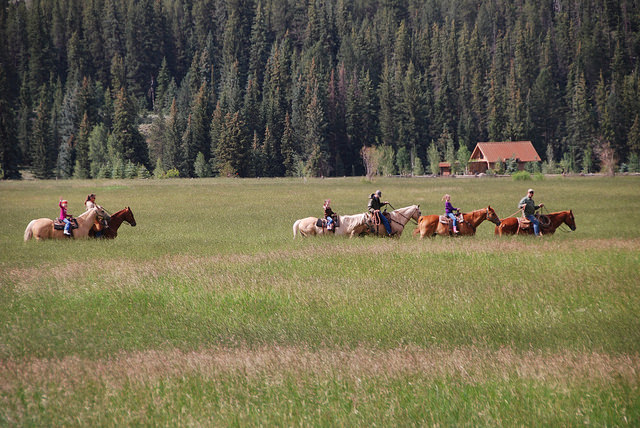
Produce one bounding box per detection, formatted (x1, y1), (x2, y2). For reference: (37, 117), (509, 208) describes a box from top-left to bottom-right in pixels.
(468, 141), (541, 174)
(438, 162), (452, 176)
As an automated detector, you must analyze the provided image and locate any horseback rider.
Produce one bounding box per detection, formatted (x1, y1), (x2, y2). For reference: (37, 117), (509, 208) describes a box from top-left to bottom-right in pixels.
(368, 190), (392, 236)
(443, 194), (460, 234)
(85, 193), (108, 237)
(518, 188), (544, 236)
(323, 199), (335, 231)
(59, 199), (73, 236)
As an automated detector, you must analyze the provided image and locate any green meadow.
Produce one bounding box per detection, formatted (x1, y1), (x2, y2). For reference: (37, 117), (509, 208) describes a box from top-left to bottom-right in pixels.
(1, 176), (639, 426)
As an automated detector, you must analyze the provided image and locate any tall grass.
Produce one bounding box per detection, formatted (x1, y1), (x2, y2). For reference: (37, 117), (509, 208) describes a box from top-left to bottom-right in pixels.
(1, 176), (639, 425)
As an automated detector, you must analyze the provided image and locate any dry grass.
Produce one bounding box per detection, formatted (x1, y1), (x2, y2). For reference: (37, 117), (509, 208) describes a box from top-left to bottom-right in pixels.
(7, 238), (640, 294)
(2, 346), (638, 393)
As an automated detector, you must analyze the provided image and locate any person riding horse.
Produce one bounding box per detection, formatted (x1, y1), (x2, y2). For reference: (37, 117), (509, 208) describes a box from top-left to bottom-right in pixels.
(323, 199), (335, 232)
(518, 188), (544, 236)
(368, 190), (392, 236)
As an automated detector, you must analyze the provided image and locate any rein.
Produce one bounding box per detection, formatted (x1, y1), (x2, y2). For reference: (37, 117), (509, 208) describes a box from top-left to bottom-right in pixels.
(388, 204), (419, 226)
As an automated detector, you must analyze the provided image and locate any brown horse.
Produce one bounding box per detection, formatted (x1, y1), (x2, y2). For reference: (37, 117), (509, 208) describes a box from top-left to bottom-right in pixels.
(90, 206), (136, 239)
(495, 210), (576, 236)
(413, 206), (501, 238)
(24, 206), (110, 241)
(368, 205), (421, 237)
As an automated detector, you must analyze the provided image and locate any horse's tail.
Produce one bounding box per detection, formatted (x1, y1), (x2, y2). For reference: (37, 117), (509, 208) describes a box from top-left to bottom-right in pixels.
(24, 220), (35, 241)
(293, 220), (301, 239)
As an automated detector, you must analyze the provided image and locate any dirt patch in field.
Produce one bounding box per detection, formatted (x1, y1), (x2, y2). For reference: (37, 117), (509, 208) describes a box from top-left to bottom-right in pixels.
(1, 346), (637, 392)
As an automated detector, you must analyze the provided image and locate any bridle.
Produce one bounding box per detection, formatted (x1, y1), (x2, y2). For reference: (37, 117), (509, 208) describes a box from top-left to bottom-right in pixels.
(387, 204), (420, 227)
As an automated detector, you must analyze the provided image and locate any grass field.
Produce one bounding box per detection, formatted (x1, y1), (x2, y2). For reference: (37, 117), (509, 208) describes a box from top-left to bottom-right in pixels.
(1, 175), (639, 425)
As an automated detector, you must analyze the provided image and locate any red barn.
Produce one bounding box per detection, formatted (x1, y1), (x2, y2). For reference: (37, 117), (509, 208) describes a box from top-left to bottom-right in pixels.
(468, 141), (541, 174)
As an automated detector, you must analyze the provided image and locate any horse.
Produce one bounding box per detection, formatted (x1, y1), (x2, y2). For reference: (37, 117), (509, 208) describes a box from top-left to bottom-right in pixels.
(24, 206), (110, 241)
(293, 212), (371, 238)
(368, 205), (421, 237)
(495, 210), (576, 236)
(413, 206), (501, 238)
(90, 206), (136, 239)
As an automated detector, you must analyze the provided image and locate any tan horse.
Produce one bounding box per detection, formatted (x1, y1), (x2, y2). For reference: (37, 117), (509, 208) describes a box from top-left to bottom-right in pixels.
(495, 210), (576, 236)
(24, 207), (110, 241)
(368, 205), (421, 237)
(293, 213), (371, 238)
(413, 206), (501, 238)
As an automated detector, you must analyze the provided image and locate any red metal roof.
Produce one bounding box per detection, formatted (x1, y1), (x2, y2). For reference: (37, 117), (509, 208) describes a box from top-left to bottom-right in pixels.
(470, 141), (541, 163)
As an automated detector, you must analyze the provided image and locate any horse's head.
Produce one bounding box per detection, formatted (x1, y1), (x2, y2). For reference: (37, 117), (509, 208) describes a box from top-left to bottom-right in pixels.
(565, 210), (576, 231)
(95, 206), (110, 222)
(487, 205), (501, 226)
(412, 205), (421, 221)
(124, 206), (137, 226)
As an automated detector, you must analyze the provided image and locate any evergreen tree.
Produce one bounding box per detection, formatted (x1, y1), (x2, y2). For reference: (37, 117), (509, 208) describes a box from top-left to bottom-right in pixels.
(427, 142), (440, 175)
(163, 99), (182, 171)
(31, 98), (54, 179)
(566, 71), (595, 171)
(304, 82), (328, 177)
(216, 111), (248, 177)
(73, 113), (91, 178)
(0, 65), (21, 179)
(194, 151), (210, 177)
(88, 123), (108, 178)
(248, 2), (268, 87)
(112, 87), (148, 166)
(280, 112), (296, 177)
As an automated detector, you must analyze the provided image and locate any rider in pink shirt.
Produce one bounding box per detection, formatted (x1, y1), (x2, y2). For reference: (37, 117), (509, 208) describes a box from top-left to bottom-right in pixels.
(59, 200), (73, 236)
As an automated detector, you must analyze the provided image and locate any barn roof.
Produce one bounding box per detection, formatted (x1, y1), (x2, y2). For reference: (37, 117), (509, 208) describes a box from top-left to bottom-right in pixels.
(470, 141), (541, 162)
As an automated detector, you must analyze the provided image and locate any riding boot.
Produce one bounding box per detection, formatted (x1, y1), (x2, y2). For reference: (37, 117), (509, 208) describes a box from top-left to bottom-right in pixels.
(453, 226), (458, 234)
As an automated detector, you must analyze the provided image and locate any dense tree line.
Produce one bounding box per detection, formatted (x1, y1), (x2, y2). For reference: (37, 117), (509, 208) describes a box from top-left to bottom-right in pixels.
(1, 0), (640, 179)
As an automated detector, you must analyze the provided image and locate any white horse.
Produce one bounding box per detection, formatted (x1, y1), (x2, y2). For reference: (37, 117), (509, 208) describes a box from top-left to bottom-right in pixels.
(369, 204), (421, 237)
(24, 207), (110, 241)
(293, 213), (371, 238)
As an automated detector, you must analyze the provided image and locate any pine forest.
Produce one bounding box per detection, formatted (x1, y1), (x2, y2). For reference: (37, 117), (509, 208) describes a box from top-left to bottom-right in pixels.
(1, 0), (640, 180)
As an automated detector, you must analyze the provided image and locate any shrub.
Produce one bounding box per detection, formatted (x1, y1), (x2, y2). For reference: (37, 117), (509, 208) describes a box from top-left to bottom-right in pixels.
(512, 171), (531, 181)
(137, 164), (151, 178)
(164, 168), (180, 178)
(533, 172), (545, 181)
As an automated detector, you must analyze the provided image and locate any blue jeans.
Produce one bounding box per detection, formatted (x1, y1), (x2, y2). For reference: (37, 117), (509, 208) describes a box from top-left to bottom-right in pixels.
(447, 212), (458, 227)
(379, 213), (391, 235)
(326, 217), (334, 229)
(63, 218), (72, 234)
(525, 214), (540, 236)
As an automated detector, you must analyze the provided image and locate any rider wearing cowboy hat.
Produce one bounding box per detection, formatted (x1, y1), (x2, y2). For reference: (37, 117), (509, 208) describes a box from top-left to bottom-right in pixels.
(368, 190), (392, 236)
(519, 188), (544, 236)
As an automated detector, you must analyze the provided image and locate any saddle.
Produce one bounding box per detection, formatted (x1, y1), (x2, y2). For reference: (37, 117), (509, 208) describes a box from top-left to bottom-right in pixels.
(439, 213), (463, 225)
(518, 214), (551, 230)
(316, 214), (340, 229)
(53, 218), (78, 230)
(368, 211), (393, 235)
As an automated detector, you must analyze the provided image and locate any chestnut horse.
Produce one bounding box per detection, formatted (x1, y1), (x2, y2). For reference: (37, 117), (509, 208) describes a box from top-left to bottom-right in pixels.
(293, 213), (371, 238)
(368, 205), (421, 237)
(90, 206), (136, 239)
(495, 210), (576, 236)
(413, 206), (501, 238)
(24, 206), (110, 241)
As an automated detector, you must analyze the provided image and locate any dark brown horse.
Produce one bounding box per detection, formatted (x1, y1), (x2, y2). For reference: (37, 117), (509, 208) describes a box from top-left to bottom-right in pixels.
(413, 206), (501, 238)
(90, 207), (136, 239)
(495, 210), (576, 236)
